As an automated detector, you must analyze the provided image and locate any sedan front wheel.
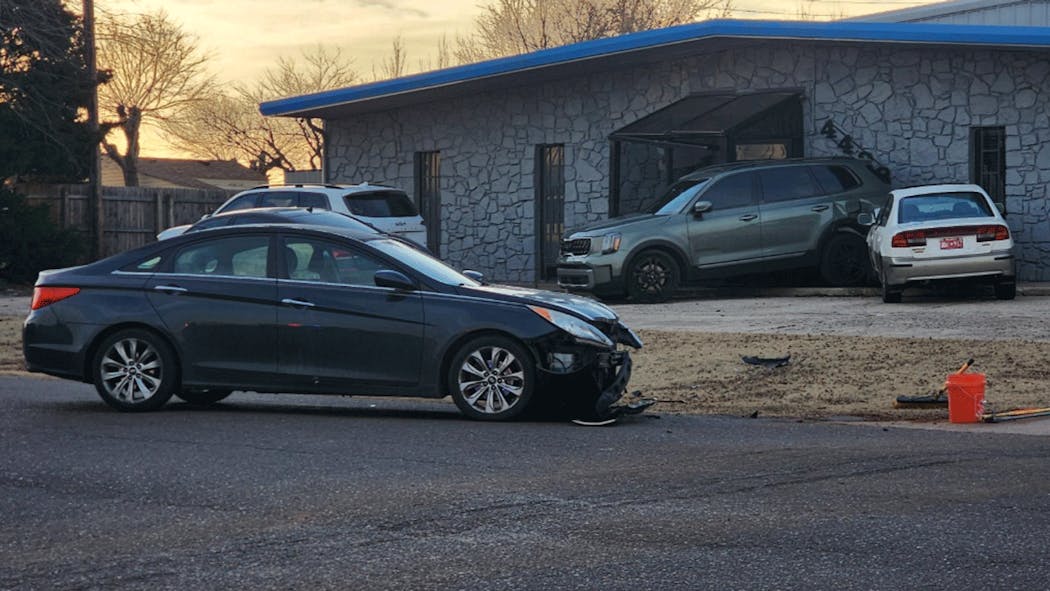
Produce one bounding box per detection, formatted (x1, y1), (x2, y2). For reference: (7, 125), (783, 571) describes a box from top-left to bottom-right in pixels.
(448, 336), (535, 421)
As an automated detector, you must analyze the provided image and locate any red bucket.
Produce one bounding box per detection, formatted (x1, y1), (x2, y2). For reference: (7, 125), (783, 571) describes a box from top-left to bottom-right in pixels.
(946, 373), (986, 424)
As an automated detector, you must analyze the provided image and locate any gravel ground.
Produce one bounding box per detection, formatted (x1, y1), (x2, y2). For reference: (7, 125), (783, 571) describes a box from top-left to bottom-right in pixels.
(5, 292), (1049, 420)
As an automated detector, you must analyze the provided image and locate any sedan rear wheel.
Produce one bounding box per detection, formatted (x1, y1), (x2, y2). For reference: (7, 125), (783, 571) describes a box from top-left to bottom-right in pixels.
(880, 263), (903, 303)
(92, 329), (177, 412)
(448, 336), (535, 421)
(995, 280), (1016, 300)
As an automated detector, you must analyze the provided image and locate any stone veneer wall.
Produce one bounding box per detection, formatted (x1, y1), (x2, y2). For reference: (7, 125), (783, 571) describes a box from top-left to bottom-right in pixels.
(326, 41), (1050, 283)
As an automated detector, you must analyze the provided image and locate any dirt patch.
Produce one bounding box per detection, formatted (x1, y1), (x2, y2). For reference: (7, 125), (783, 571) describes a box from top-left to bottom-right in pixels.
(629, 330), (1050, 420)
(5, 313), (1047, 419)
(0, 317), (26, 373)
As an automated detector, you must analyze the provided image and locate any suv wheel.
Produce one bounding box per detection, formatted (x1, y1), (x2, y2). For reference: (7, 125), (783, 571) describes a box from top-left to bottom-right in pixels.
(626, 250), (679, 303)
(820, 234), (870, 287)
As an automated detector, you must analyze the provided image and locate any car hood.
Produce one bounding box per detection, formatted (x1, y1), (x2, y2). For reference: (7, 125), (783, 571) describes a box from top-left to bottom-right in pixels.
(567, 213), (657, 236)
(460, 284), (618, 321)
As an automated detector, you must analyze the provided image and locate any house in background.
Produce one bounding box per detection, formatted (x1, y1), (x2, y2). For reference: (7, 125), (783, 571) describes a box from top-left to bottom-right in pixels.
(261, 17), (1050, 284)
(101, 157), (265, 191)
(853, 0), (1050, 25)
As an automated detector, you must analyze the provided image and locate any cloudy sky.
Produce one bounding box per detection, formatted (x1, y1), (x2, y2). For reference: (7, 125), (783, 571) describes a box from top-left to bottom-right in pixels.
(97, 0), (933, 157)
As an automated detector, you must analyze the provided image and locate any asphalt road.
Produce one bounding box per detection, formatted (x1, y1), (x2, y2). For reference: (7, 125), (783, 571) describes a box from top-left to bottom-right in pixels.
(3, 376), (1050, 590)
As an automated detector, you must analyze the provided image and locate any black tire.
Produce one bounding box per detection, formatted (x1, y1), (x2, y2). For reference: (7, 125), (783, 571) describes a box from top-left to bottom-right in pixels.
(175, 389), (232, 406)
(820, 233), (871, 287)
(447, 335), (535, 421)
(626, 250), (680, 303)
(880, 263), (903, 303)
(91, 329), (178, 412)
(995, 280), (1016, 300)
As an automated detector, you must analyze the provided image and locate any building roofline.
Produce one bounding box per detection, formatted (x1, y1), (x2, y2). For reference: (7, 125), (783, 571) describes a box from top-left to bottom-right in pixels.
(259, 18), (1050, 119)
(847, 0), (1041, 23)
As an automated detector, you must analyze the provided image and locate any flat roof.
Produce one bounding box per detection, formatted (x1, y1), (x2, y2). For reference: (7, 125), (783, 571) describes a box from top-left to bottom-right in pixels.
(259, 18), (1050, 119)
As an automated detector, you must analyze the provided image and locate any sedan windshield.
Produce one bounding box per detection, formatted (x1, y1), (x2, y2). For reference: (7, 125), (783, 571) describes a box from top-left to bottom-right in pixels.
(370, 239), (480, 287)
(897, 192), (994, 224)
(649, 179), (710, 215)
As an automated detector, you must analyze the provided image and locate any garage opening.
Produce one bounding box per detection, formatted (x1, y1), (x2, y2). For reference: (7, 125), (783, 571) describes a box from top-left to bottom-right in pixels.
(609, 90), (803, 215)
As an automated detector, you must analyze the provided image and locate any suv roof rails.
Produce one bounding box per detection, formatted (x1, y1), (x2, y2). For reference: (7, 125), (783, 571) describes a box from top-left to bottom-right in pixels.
(245, 182), (395, 191)
(246, 183), (348, 190)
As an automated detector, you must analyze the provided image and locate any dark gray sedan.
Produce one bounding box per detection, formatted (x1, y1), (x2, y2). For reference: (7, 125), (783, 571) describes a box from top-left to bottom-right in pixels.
(23, 224), (641, 421)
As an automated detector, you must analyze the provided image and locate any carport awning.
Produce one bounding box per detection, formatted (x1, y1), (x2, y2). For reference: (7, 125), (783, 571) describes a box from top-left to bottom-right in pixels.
(609, 91), (801, 146)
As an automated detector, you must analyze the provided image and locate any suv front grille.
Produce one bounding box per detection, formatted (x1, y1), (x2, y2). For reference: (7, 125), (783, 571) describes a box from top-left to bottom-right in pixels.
(561, 238), (591, 256)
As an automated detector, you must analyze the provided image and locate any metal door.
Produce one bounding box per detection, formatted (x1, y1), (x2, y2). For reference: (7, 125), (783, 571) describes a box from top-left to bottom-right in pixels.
(414, 151), (442, 254)
(535, 145), (565, 280)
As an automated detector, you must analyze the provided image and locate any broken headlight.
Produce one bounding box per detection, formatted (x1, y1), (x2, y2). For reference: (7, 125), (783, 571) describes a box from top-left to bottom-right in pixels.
(528, 306), (613, 348)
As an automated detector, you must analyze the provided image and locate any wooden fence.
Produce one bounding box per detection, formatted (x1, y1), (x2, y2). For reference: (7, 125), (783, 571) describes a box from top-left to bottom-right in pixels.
(19, 184), (232, 257)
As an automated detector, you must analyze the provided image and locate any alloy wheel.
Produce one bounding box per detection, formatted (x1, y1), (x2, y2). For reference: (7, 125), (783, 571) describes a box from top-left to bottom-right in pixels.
(99, 337), (164, 403)
(456, 346), (526, 414)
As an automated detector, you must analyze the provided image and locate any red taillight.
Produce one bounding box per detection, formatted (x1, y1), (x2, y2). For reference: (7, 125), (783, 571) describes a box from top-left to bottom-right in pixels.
(30, 287), (80, 310)
(976, 224), (1010, 242)
(891, 224), (1010, 247)
(892, 230), (927, 248)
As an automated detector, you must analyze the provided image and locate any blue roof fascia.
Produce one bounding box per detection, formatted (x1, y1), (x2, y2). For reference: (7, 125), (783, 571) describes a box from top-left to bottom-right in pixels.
(259, 19), (1050, 117)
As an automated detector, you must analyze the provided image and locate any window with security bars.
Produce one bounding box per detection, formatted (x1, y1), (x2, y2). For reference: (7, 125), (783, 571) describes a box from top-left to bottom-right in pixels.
(969, 127), (1006, 210)
(535, 144), (565, 280)
(414, 151), (441, 255)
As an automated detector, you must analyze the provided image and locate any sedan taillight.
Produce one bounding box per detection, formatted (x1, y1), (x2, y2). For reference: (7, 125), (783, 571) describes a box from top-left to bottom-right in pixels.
(891, 230), (927, 248)
(975, 224), (1010, 242)
(30, 287), (80, 310)
(891, 224), (1010, 248)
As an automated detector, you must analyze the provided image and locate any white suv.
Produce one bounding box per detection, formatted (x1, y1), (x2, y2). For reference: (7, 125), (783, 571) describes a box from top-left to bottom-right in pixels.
(158, 183), (428, 246)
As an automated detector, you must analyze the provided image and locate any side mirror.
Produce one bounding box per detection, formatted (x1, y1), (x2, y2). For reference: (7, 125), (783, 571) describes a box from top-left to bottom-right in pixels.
(857, 213), (874, 226)
(199, 213), (211, 220)
(693, 201), (713, 216)
(462, 270), (485, 284)
(374, 269), (415, 291)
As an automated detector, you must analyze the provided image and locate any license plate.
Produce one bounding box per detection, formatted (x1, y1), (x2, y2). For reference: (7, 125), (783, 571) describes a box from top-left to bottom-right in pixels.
(940, 237), (963, 250)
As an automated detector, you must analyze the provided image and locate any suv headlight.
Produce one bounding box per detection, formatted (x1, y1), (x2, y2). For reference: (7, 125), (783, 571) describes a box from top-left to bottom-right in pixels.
(600, 233), (622, 254)
(528, 306), (613, 348)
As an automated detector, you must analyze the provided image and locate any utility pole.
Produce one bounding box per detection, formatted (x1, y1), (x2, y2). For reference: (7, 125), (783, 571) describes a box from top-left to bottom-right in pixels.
(83, 0), (103, 258)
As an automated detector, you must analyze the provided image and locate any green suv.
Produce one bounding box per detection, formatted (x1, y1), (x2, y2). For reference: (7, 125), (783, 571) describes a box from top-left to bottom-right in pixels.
(556, 158), (890, 302)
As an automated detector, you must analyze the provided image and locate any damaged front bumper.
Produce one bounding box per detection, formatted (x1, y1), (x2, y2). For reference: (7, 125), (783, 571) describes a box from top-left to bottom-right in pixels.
(534, 321), (647, 420)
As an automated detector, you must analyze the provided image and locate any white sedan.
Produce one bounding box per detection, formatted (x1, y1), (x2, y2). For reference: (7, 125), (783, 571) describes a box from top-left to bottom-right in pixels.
(861, 184), (1015, 303)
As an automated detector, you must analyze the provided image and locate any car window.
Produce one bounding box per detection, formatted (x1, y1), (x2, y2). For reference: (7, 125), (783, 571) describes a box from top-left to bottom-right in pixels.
(299, 192), (329, 209)
(700, 173), (755, 210)
(897, 192), (994, 223)
(186, 217), (231, 233)
(172, 236), (270, 278)
(120, 254), (164, 273)
(257, 191), (300, 208)
(282, 238), (387, 286)
(370, 238), (478, 287)
(343, 191), (418, 217)
(757, 166), (822, 203)
(218, 193), (260, 213)
(649, 179), (710, 215)
(810, 165), (861, 194)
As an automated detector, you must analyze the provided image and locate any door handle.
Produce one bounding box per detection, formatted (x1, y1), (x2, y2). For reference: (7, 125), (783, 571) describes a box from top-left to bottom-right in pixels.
(153, 285), (188, 295)
(738, 214), (758, 222)
(811, 205), (830, 212)
(281, 298), (315, 308)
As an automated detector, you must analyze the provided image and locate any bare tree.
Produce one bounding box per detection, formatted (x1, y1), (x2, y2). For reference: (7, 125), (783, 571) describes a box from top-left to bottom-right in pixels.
(96, 9), (213, 186)
(455, 0), (733, 62)
(161, 46), (358, 174)
(373, 35), (408, 80)
(418, 34), (455, 72)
